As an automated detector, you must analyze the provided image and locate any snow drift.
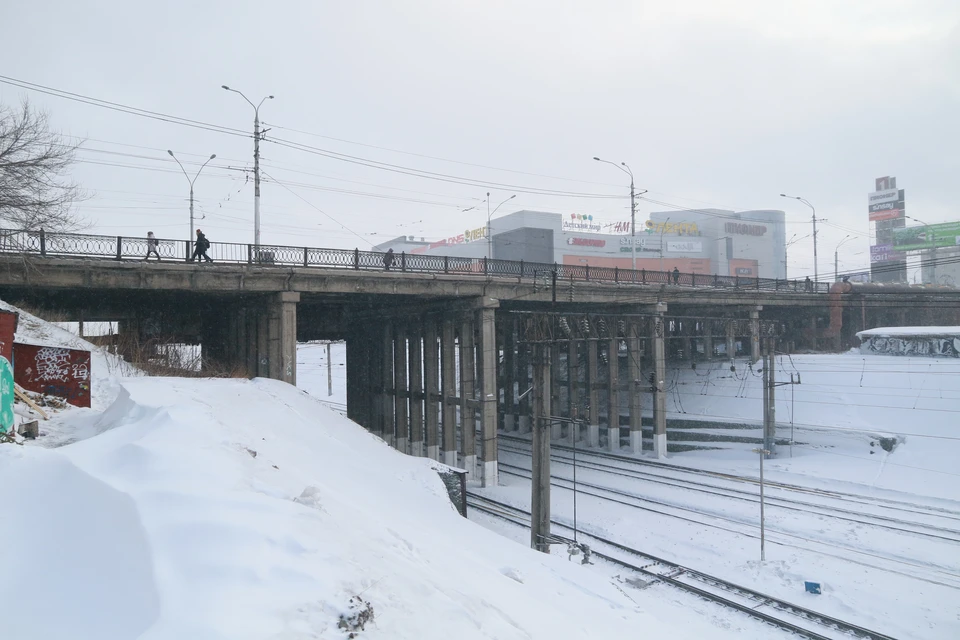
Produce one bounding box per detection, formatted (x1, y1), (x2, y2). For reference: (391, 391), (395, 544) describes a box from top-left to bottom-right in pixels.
(0, 377), (732, 639)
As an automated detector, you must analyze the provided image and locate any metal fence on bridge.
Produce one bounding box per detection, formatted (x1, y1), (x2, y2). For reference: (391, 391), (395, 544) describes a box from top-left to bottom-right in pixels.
(0, 228), (830, 294)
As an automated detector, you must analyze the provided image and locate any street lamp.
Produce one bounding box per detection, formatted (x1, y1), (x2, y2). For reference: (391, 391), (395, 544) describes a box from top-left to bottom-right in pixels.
(659, 216), (671, 273)
(594, 157), (644, 277)
(487, 194), (515, 259)
(834, 235), (852, 282)
(222, 85), (274, 253)
(167, 150), (217, 245)
(780, 194), (821, 283)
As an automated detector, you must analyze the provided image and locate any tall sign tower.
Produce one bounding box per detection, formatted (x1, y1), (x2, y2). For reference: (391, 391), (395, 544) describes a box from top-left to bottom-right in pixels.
(868, 176), (907, 283)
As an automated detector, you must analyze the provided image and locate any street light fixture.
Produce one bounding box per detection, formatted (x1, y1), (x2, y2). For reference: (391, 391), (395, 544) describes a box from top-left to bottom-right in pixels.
(222, 85), (274, 253)
(780, 194), (821, 283)
(594, 157), (645, 278)
(834, 235), (853, 282)
(487, 194), (515, 259)
(167, 150), (217, 246)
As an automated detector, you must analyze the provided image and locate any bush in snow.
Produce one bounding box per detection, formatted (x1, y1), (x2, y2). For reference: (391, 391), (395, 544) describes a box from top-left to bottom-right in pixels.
(337, 595), (374, 638)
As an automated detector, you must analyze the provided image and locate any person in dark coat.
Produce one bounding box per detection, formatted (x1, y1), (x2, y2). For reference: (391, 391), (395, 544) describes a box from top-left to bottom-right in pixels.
(804, 276), (813, 292)
(191, 229), (213, 263)
(383, 248), (395, 271)
(672, 267), (680, 284)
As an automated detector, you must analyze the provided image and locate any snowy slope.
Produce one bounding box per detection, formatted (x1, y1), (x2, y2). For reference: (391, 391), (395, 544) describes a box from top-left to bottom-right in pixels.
(0, 377), (749, 640)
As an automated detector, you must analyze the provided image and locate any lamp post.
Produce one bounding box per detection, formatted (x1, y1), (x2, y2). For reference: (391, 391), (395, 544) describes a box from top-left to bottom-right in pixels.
(780, 194), (821, 283)
(593, 157), (642, 276)
(222, 85), (274, 253)
(487, 194), (515, 259)
(834, 235), (852, 282)
(167, 150), (217, 244)
(659, 216), (671, 273)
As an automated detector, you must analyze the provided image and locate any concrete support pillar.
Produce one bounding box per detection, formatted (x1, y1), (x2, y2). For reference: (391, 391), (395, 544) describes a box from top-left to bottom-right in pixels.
(393, 325), (409, 454)
(408, 327), (424, 458)
(530, 342), (552, 553)
(567, 338), (580, 442)
(750, 307), (762, 364)
(502, 317), (516, 432)
(726, 319), (736, 359)
(266, 292), (299, 384)
(586, 339), (600, 447)
(423, 319), (441, 461)
(477, 302), (499, 487)
(652, 312), (667, 458)
(680, 321), (693, 362)
(345, 337), (361, 426)
(628, 323), (643, 453)
(369, 327), (384, 439)
(607, 338), (620, 451)
(381, 322), (395, 446)
(459, 320), (477, 480)
(440, 319), (458, 467)
(703, 320), (714, 359)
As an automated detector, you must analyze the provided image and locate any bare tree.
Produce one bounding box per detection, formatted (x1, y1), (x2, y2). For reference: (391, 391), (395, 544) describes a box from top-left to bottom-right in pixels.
(0, 99), (87, 231)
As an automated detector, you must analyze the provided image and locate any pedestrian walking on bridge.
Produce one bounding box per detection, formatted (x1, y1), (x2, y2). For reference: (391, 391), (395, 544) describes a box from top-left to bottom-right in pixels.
(191, 229), (213, 263)
(145, 231), (161, 261)
(383, 248), (395, 271)
(672, 267), (680, 285)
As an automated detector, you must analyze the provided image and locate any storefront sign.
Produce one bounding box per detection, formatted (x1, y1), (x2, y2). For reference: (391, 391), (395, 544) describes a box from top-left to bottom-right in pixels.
(563, 214), (602, 232)
(645, 220), (699, 235)
(724, 222), (767, 236)
(566, 237), (606, 247)
(13, 343), (92, 408)
(666, 240), (703, 253)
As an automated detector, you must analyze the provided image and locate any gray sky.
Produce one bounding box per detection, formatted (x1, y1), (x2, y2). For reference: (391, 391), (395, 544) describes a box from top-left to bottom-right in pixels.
(4, 0), (958, 277)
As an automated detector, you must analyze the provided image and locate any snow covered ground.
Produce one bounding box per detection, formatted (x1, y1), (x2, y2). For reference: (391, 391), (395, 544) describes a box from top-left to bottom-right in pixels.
(299, 342), (960, 639)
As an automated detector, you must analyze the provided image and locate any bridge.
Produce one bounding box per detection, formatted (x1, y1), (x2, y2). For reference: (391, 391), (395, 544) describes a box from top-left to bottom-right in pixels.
(1, 228), (957, 486)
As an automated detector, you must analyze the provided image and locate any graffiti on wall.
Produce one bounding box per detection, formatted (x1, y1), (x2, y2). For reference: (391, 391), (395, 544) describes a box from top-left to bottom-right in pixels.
(860, 336), (960, 358)
(13, 343), (92, 407)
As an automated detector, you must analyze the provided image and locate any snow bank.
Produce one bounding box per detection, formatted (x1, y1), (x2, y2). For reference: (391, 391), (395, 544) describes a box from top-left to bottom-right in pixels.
(0, 377), (732, 640)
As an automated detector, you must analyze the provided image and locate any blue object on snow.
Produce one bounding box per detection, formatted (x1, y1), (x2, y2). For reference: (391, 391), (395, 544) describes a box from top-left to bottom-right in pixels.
(804, 581), (821, 595)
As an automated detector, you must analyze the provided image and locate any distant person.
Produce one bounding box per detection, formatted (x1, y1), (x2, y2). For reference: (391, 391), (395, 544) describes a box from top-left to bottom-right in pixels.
(145, 231), (160, 261)
(191, 229), (212, 263)
(383, 248), (395, 271)
(804, 276), (813, 292)
(672, 267), (680, 285)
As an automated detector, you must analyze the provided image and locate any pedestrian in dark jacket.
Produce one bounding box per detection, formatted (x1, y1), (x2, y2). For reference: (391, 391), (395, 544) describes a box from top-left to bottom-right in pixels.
(191, 229), (213, 263)
(383, 248), (395, 271)
(145, 231), (161, 261)
(672, 267), (680, 284)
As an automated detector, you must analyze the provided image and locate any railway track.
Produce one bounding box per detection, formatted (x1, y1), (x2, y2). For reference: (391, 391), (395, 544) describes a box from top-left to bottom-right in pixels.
(495, 460), (960, 589)
(498, 441), (960, 543)
(468, 493), (898, 640)
(499, 433), (960, 527)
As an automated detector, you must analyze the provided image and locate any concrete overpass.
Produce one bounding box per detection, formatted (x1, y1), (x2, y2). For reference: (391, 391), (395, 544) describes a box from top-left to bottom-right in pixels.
(0, 234), (957, 487)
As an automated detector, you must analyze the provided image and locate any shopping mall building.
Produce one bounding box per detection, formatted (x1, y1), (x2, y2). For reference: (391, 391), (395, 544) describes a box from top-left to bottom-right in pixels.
(376, 208), (788, 279)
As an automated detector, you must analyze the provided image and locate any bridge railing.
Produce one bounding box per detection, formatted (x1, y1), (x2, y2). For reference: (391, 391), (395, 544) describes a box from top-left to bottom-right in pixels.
(0, 228), (832, 293)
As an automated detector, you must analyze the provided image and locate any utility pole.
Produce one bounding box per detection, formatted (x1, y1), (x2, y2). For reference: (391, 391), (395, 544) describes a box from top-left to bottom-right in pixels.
(752, 446), (770, 561)
(326, 342), (333, 397)
(530, 336), (552, 553)
(834, 235), (852, 282)
(593, 157), (644, 278)
(780, 194), (823, 283)
(762, 337), (776, 457)
(222, 85), (274, 254)
(487, 194), (515, 260)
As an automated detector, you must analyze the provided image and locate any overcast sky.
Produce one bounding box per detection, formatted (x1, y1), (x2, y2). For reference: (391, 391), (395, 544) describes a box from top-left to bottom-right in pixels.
(3, 0), (958, 277)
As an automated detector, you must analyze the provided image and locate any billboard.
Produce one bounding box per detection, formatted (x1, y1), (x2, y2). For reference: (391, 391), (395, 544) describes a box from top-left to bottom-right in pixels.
(869, 207), (903, 222)
(893, 222), (960, 251)
(13, 343), (92, 408)
(868, 188), (899, 206)
(870, 244), (906, 263)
